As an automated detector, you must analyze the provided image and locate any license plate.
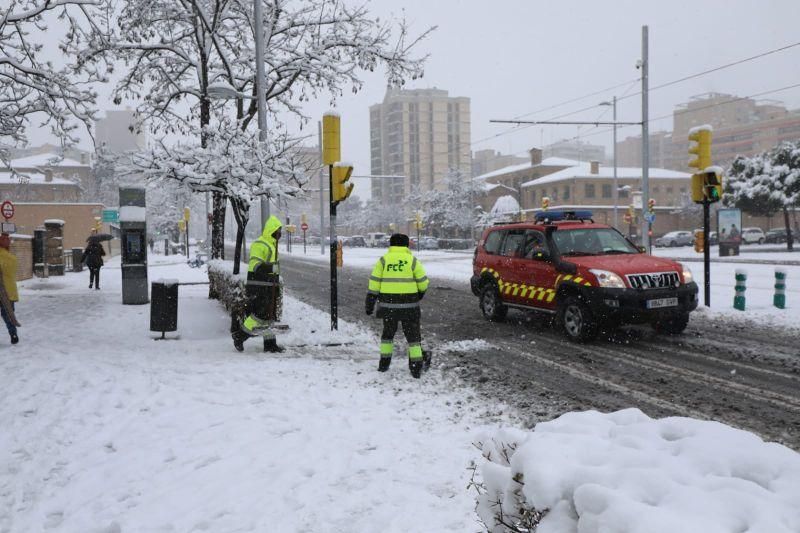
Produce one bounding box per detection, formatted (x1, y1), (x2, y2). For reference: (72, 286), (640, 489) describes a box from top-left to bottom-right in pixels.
(647, 297), (678, 309)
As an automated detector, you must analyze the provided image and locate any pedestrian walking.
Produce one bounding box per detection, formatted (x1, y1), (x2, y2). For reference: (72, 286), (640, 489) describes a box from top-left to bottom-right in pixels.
(148, 237), (155, 252)
(82, 235), (106, 290)
(365, 233), (429, 378)
(233, 215), (285, 353)
(0, 233), (20, 344)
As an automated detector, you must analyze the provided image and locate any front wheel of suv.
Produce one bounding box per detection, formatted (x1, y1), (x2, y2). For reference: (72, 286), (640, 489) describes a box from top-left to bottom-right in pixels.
(652, 313), (690, 335)
(480, 283), (507, 322)
(557, 296), (599, 342)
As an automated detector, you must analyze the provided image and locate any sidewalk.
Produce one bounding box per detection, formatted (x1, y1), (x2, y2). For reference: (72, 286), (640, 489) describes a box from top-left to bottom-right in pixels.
(0, 256), (501, 533)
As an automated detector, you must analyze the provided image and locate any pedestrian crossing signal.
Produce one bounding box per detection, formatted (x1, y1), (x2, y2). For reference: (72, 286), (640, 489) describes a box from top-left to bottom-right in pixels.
(703, 170), (723, 203)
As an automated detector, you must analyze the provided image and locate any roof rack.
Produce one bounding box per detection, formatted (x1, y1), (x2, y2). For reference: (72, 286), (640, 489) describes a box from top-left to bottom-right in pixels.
(534, 210), (594, 224)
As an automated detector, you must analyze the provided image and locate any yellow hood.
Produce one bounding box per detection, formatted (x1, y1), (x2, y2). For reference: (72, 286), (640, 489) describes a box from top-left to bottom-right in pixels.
(262, 215), (283, 245)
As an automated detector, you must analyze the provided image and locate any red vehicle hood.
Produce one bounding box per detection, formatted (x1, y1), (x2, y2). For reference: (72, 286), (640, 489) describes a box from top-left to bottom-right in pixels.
(566, 253), (683, 276)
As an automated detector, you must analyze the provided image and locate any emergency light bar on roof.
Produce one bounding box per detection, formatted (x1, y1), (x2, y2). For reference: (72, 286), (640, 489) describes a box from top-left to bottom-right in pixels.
(534, 210), (594, 223)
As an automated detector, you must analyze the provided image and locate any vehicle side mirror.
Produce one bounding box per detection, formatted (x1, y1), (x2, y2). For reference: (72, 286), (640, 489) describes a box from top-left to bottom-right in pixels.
(638, 246), (646, 253)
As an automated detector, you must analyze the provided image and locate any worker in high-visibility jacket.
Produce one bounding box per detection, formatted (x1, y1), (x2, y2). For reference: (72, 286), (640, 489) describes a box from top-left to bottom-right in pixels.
(233, 215), (285, 353)
(365, 233), (429, 378)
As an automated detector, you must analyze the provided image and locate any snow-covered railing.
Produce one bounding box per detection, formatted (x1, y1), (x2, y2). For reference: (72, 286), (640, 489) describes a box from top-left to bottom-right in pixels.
(472, 408), (800, 532)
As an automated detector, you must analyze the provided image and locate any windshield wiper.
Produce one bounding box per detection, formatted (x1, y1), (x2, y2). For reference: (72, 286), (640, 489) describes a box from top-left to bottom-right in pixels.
(602, 250), (635, 255)
(560, 251), (599, 256)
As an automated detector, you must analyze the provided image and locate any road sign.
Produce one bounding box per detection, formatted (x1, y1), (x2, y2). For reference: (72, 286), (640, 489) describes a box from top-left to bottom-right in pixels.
(644, 213), (656, 224)
(1, 200), (14, 221)
(301, 222), (309, 232)
(101, 209), (119, 223)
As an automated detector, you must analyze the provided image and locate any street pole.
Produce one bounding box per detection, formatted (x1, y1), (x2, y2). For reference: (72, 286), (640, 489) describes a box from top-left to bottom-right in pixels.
(641, 25), (651, 253)
(204, 191), (210, 251)
(254, 0), (270, 226)
(704, 200), (711, 307)
(329, 164), (338, 330)
(318, 120), (325, 256)
(612, 96), (619, 229)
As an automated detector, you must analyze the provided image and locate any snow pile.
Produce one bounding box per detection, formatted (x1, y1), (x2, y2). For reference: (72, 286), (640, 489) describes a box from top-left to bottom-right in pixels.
(490, 195), (519, 216)
(475, 409), (800, 533)
(439, 339), (493, 353)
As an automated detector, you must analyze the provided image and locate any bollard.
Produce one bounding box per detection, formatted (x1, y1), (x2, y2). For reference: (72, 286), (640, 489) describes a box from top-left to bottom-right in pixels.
(774, 268), (787, 309)
(733, 269), (747, 311)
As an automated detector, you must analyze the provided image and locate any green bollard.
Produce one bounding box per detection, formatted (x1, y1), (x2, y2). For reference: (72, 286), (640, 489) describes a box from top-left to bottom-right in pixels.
(774, 268), (786, 309)
(733, 269), (747, 311)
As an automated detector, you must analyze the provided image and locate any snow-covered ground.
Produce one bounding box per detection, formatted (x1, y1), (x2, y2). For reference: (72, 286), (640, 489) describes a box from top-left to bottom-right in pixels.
(0, 255), (506, 533)
(476, 409), (800, 533)
(289, 247), (799, 330)
(653, 244), (800, 264)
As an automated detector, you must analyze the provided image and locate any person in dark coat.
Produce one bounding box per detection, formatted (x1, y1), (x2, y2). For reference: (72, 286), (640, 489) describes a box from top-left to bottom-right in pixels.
(82, 238), (106, 290)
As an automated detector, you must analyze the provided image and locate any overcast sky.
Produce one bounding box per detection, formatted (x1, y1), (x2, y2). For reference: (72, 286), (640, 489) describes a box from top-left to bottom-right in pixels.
(30, 0), (800, 199)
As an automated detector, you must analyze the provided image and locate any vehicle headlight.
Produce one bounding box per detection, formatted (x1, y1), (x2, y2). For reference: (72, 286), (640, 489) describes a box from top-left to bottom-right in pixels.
(680, 263), (693, 284)
(589, 269), (626, 289)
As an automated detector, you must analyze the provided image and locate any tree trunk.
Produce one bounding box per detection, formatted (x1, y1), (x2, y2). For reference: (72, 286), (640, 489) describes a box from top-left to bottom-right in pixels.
(230, 198), (250, 275)
(784, 205), (794, 252)
(211, 192), (226, 260)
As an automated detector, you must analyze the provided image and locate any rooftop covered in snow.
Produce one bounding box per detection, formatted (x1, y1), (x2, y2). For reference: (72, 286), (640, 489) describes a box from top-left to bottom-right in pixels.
(521, 162), (691, 188)
(473, 157), (582, 182)
(6, 153), (89, 169)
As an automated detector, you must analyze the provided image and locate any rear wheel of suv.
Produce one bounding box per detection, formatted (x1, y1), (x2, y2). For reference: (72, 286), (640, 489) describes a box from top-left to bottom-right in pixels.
(480, 283), (507, 322)
(652, 313), (690, 335)
(557, 296), (599, 342)
(758, 238), (765, 244)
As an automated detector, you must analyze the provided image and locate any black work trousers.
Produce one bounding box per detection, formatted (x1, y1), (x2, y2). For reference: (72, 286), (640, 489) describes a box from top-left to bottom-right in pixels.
(89, 267), (101, 288)
(381, 316), (421, 345)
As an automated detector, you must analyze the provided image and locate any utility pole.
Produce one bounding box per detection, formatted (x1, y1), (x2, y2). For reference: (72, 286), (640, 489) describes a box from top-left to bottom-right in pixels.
(612, 96), (619, 228)
(318, 120), (325, 256)
(641, 25), (651, 253)
(254, 0), (270, 226)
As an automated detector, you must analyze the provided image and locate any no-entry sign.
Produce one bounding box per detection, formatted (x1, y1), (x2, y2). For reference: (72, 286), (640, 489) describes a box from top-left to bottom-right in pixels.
(1, 200), (14, 221)
(300, 222), (309, 231)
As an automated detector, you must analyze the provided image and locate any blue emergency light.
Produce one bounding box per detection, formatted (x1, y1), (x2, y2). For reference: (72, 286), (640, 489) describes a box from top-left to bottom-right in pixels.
(535, 210), (594, 223)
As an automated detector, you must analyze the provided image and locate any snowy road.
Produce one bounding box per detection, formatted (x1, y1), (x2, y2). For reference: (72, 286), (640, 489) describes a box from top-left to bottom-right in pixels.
(282, 254), (800, 450)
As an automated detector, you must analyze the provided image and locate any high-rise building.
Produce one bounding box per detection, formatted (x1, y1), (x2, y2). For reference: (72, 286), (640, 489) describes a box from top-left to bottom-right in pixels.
(471, 149), (527, 178)
(369, 88), (471, 206)
(95, 109), (147, 153)
(617, 93), (800, 171)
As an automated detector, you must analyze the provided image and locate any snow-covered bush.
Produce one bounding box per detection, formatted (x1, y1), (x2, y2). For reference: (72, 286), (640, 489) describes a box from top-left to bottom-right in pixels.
(473, 409), (800, 533)
(207, 259), (282, 325)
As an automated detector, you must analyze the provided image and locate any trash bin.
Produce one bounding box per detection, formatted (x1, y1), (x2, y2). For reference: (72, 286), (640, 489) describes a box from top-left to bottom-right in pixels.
(150, 279), (178, 338)
(72, 247), (83, 272)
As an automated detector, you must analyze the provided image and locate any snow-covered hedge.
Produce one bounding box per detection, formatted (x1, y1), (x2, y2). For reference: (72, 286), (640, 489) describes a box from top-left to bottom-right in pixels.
(207, 260), (248, 319)
(473, 409), (800, 533)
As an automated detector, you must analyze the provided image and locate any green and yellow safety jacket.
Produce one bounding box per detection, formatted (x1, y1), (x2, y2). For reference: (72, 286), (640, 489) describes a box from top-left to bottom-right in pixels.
(248, 215), (282, 277)
(367, 246), (429, 319)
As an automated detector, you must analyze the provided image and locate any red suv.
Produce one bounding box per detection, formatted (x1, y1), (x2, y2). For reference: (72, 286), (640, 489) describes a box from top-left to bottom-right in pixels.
(470, 210), (699, 341)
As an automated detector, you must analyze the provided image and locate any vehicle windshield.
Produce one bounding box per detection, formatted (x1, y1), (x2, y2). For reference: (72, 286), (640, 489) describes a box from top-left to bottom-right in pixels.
(552, 228), (639, 256)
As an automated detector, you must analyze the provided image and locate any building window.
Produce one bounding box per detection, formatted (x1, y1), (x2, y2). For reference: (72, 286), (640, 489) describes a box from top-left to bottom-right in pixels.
(563, 186), (570, 200)
(619, 188), (629, 198)
(666, 186), (674, 195)
(585, 183), (596, 199)
(602, 184), (612, 198)
(680, 187), (687, 195)
(529, 189), (536, 205)
(653, 186), (660, 194)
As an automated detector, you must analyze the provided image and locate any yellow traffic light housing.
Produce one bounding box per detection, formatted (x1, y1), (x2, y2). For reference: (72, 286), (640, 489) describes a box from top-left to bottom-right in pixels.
(332, 162), (354, 203)
(703, 169), (723, 203)
(322, 112), (341, 166)
(691, 173), (705, 203)
(183, 207), (190, 221)
(694, 230), (705, 253)
(688, 127), (712, 172)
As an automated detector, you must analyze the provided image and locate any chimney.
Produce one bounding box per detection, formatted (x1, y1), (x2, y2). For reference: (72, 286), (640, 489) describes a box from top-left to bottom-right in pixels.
(590, 160), (600, 175)
(529, 147), (543, 166)
(44, 169), (53, 182)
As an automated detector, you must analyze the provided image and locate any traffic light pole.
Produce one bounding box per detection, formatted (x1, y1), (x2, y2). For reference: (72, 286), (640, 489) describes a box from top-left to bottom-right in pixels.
(329, 164), (338, 331)
(703, 199), (711, 307)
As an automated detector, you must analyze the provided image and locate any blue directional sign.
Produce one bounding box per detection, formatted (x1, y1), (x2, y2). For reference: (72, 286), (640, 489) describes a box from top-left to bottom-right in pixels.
(644, 213), (656, 224)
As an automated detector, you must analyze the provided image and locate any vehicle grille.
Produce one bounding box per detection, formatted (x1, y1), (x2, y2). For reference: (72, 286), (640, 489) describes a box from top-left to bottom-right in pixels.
(626, 272), (680, 290)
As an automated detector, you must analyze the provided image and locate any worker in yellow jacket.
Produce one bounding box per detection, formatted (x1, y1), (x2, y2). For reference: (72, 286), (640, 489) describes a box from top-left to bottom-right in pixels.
(365, 233), (429, 378)
(0, 233), (19, 345)
(233, 215), (284, 353)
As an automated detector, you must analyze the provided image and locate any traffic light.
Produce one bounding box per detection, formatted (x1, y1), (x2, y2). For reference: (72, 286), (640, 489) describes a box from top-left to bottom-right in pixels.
(703, 169), (723, 203)
(332, 163), (354, 203)
(322, 112), (341, 166)
(542, 196), (550, 211)
(689, 126), (712, 203)
(414, 211), (423, 230)
(301, 213), (307, 225)
(183, 207), (190, 221)
(694, 230), (705, 253)
(178, 219), (186, 233)
(647, 198), (656, 213)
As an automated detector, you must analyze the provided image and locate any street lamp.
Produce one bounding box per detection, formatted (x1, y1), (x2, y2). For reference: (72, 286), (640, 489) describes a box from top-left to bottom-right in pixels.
(599, 97), (618, 228)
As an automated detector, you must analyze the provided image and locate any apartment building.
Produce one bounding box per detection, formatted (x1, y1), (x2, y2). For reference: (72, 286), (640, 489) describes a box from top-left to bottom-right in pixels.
(370, 88), (471, 206)
(543, 139), (606, 163)
(471, 149), (527, 178)
(618, 93), (800, 171)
